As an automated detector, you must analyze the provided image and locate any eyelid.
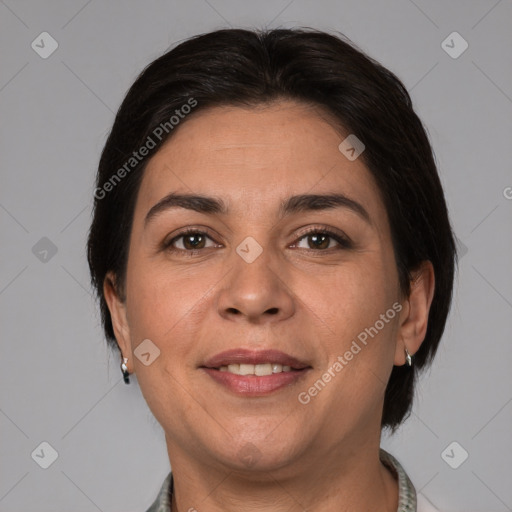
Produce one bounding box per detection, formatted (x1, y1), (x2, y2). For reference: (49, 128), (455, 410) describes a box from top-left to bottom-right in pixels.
(294, 224), (349, 239)
(162, 226), (221, 249)
(291, 225), (352, 249)
(162, 224), (353, 253)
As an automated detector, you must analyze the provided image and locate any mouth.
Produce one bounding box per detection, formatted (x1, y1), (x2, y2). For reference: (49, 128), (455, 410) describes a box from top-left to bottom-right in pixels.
(214, 362), (301, 375)
(200, 348), (312, 396)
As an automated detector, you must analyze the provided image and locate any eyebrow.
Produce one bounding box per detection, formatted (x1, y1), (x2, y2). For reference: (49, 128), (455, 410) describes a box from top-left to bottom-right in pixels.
(144, 192), (372, 227)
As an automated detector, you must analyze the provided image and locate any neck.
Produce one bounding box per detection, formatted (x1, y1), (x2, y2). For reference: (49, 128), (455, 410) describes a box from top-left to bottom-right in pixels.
(166, 437), (398, 512)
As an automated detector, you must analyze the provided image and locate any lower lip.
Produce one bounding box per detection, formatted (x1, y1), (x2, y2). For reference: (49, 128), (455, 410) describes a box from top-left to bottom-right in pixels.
(201, 368), (310, 396)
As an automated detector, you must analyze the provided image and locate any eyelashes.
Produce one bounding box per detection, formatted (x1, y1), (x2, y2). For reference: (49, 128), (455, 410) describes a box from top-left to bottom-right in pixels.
(162, 228), (220, 253)
(162, 225), (353, 256)
(292, 226), (352, 251)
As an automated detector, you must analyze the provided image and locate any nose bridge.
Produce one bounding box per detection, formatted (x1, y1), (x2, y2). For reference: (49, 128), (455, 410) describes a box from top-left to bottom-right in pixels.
(217, 234), (294, 322)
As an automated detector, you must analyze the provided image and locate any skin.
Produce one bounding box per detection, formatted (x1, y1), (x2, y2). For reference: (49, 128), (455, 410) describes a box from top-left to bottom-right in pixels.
(104, 100), (435, 512)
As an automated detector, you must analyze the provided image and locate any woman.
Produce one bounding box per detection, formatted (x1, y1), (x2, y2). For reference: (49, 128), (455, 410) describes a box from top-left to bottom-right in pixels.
(87, 28), (457, 512)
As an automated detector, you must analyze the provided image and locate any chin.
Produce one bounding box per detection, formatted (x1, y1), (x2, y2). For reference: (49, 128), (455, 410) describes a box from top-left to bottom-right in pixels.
(209, 431), (305, 474)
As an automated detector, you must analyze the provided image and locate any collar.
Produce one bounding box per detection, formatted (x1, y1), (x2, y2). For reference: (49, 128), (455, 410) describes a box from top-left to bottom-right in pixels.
(145, 448), (417, 512)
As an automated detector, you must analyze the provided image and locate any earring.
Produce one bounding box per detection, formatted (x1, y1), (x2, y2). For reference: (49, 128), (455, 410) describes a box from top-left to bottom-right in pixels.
(405, 347), (412, 367)
(121, 357), (130, 384)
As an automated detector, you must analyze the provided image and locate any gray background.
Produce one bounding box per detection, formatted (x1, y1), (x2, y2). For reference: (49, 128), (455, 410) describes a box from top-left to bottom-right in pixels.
(1, 0), (511, 511)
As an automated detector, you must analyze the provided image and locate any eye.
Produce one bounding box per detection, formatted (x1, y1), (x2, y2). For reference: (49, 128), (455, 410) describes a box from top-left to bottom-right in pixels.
(162, 226), (352, 255)
(163, 228), (220, 253)
(292, 227), (352, 251)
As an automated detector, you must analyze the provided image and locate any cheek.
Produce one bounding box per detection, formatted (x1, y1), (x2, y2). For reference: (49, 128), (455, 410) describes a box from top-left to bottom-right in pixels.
(300, 250), (399, 404)
(300, 266), (399, 411)
(124, 260), (218, 354)
(301, 256), (395, 343)
(123, 263), (213, 420)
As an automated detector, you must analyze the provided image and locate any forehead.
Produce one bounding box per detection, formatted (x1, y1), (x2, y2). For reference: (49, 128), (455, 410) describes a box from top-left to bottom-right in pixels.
(135, 101), (386, 222)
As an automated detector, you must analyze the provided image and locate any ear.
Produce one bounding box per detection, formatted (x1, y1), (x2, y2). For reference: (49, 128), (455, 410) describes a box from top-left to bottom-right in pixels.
(103, 271), (133, 372)
(394, 260), (435, 366)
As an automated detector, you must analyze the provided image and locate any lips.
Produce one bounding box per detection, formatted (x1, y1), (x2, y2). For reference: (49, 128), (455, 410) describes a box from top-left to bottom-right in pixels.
(201, 348), (311, 370)
(200, 349), (312, 396)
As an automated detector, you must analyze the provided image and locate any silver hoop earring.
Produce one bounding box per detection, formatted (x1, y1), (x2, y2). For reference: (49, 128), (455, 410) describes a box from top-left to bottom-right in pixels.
(121, 357), (130, 384)
(405, 347), (412, 367)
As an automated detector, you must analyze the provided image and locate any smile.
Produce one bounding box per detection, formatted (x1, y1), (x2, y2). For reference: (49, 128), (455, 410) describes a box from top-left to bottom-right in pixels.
(217, 363), (296, 375)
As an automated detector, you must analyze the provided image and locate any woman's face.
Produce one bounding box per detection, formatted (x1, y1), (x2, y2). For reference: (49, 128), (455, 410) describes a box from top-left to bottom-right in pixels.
(107, 100), (410, 473)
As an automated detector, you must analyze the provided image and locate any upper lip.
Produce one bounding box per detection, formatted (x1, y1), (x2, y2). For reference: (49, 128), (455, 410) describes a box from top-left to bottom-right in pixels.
(201, 349), (311, 370)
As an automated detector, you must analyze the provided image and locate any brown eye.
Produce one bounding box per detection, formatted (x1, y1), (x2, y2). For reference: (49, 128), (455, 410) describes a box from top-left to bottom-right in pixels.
(180, 233), (207, 250)
(293, 229), (352, 251)
(164, 229), (218, 253)
(305, 233), (331, 250)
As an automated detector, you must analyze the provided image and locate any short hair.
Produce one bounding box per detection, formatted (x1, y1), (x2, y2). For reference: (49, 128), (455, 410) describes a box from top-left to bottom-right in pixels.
(87, 27), (458, 433)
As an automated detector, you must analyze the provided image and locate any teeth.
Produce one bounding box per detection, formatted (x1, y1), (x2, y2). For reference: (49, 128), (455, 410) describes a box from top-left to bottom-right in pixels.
(239, 364), (256, 375)
(218, 363), (295, 375)
(227, 364), (240, 374)
(272, 363), (282, 373)
(254, 363), (272, 376)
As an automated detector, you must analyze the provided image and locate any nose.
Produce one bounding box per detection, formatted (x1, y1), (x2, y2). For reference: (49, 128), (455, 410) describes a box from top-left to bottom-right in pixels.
(216, 245), (295, 324)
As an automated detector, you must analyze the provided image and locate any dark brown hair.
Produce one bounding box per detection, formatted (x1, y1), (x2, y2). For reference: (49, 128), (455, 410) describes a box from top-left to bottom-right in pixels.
(87, 27), (457, 433)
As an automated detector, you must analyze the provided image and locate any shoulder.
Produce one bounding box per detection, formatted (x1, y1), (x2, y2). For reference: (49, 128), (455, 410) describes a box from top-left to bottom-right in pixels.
(380, 448), (439, 512)
(144, 472), (173, 512)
